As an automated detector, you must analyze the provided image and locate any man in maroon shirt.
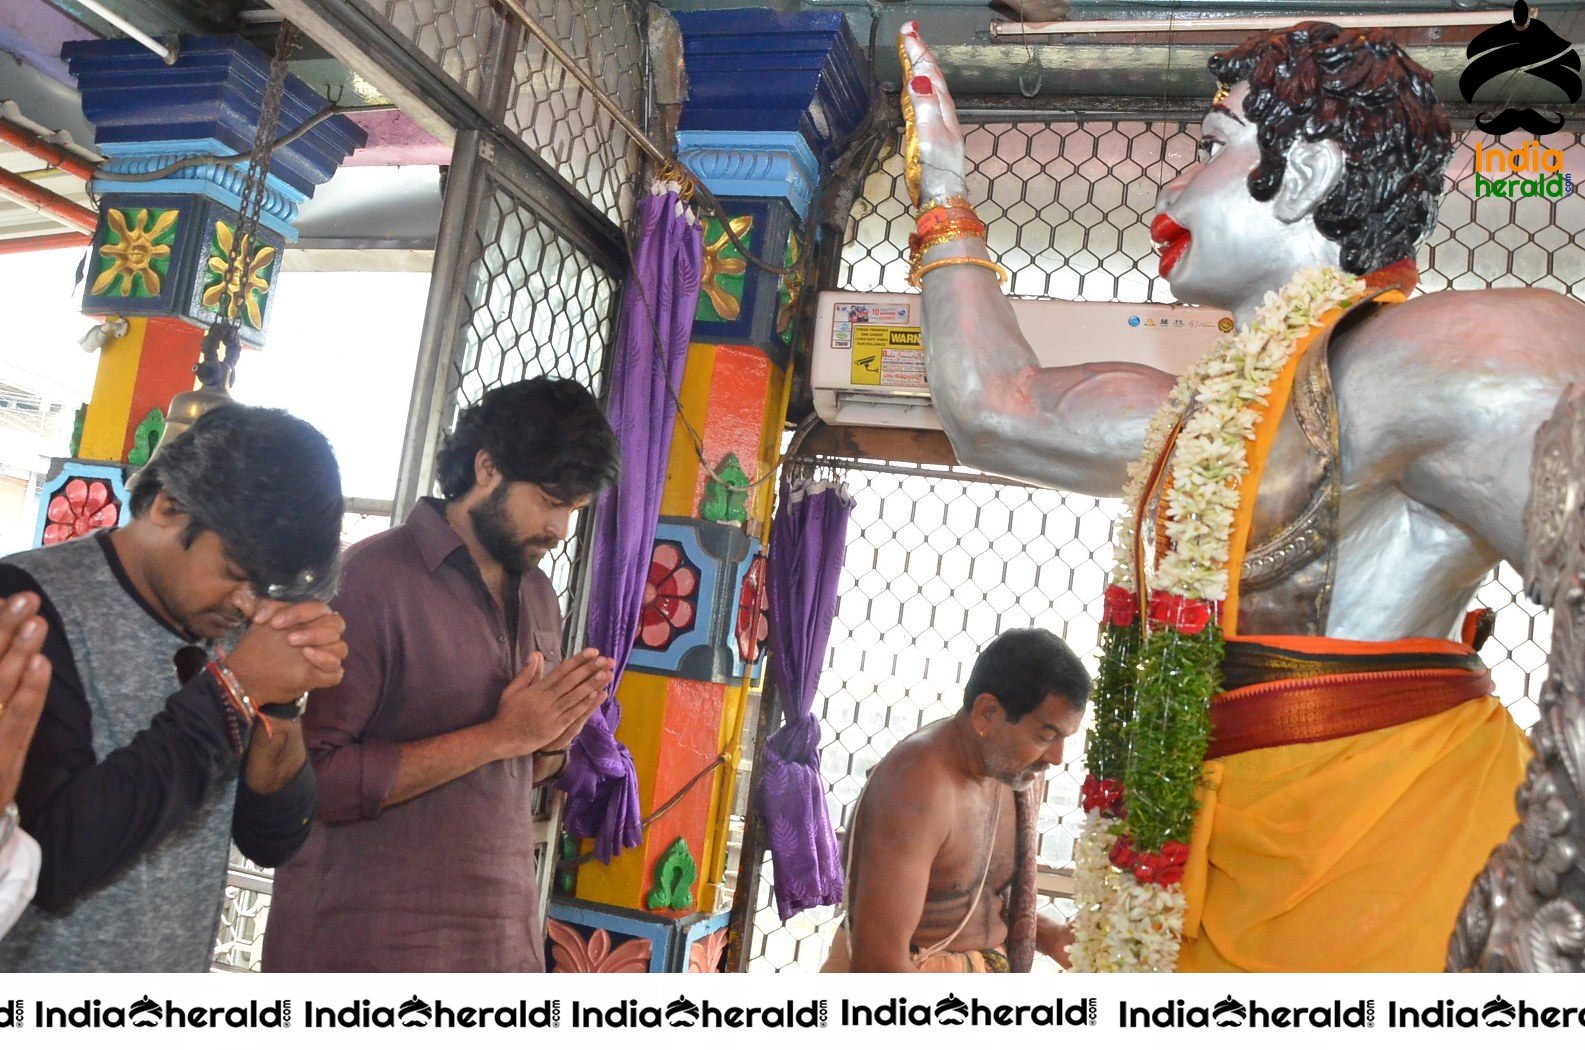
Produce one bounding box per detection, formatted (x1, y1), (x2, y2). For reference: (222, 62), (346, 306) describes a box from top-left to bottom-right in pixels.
(263, 378), (619, 971)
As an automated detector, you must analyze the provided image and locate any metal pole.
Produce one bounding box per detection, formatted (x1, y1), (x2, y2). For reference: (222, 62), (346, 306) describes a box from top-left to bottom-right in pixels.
(389, 133), (485, 520)
(0, 120), (97, 182)
(722, 675), (785, 973)
(75, 0), (177, 64)
(0, 232), (92, 255)
(0, 168), (96, 233)
(993, 11), (1520, 39)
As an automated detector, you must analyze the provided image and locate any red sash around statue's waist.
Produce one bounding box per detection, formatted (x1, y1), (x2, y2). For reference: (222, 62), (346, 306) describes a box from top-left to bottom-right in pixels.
(1207, 632), (1493, 760)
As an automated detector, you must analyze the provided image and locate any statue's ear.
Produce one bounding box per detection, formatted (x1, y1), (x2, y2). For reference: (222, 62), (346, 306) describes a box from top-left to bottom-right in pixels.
(1273, 138), (1345, 223)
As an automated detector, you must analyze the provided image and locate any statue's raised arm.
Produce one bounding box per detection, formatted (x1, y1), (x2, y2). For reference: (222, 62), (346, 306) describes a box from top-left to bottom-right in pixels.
(900, 24), (1174, 497)
(896, 14), (1585, 976)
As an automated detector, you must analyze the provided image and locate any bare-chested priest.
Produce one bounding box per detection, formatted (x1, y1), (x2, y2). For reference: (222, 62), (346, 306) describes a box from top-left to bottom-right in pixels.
(825, 628), (1090, 972)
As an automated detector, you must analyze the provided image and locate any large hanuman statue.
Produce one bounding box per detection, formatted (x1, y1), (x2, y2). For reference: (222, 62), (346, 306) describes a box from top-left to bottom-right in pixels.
(902, 20), (1585, 971)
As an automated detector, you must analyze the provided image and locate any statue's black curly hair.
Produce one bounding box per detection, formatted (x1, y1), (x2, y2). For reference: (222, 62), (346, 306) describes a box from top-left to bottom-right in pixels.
(1209, 22), (1452, 274)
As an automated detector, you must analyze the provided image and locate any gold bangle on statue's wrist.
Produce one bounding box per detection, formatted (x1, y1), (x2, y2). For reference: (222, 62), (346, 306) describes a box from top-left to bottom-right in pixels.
(909, 255), (1009, 287)
(917, 193), (974, 215)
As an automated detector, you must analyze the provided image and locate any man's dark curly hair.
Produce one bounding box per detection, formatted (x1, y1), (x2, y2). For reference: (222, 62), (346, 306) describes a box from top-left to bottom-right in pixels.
(129, 405), (343, 600)
(435, 377), (619, 502)
(963, 627), (1091, 721)
(1208, 22), (1452, 275)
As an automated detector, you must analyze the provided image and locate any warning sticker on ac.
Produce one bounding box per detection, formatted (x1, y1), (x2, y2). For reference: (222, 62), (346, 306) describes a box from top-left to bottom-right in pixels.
(849, 325), (926, 389)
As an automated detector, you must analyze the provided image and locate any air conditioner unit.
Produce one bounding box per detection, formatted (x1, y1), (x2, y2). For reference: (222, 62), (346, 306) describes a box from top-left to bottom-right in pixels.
(812, 290), (1234, 430)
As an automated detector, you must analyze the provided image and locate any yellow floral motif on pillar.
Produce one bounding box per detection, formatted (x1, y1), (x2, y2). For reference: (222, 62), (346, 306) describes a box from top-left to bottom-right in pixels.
(202, 222), (276, 329)
(700, 215), (752, 322)
(777, 230), (802, 342)
(92, 208), (177, 298)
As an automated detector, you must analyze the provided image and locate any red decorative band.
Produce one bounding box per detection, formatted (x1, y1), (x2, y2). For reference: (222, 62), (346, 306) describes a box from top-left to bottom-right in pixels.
(1205, 665), (1492, 759)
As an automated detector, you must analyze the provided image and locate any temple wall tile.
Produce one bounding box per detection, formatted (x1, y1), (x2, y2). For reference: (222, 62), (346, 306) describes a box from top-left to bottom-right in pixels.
(33, 460), (130, 549)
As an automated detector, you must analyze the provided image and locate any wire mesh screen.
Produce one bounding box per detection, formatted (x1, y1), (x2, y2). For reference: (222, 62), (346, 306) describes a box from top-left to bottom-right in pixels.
(356, 0), (504, 102)
(445, 171), (621, 600)
(503, 0), (648, 227)
(842, 121), (1196, 302)
(353, 0), (647, 228)
(744, 119), (1569, 972)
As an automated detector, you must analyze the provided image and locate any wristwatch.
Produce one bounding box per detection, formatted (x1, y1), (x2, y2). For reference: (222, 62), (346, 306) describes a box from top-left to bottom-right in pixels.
(259, 693), (309, 720)
(535, 749), (570, 778)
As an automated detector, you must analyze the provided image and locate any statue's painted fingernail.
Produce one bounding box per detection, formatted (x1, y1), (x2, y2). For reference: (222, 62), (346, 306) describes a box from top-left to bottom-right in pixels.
(912, 75), (933, 95)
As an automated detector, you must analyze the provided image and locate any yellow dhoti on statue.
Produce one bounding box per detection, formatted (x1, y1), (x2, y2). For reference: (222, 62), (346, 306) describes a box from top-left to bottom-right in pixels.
(1127, 290), (1530, 972)
(1178, 692), (1530, 972)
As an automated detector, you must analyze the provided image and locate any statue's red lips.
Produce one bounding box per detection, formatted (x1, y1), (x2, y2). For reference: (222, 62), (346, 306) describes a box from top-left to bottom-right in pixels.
(1151, 213), (1191, 278)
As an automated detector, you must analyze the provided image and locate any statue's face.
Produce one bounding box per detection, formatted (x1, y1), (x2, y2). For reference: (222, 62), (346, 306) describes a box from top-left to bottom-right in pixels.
(1152, 83), (1328, 310)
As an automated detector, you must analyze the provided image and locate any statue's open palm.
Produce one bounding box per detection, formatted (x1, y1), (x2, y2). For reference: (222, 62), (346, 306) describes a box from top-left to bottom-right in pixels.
(900, 23), (968, 205)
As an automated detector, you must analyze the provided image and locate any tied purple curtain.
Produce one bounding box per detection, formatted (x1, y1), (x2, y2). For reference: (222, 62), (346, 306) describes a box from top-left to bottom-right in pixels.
(759, 476), (853, 919)
(560, 184), (702, 862)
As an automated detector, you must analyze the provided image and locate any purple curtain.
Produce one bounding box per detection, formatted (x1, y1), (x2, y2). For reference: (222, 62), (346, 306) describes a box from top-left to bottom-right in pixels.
(758, 476), (852, 919)
(560, 185), (702, 862)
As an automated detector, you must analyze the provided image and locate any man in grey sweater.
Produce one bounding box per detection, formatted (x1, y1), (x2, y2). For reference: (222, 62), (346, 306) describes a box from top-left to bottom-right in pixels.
(0, 406), (347, 971)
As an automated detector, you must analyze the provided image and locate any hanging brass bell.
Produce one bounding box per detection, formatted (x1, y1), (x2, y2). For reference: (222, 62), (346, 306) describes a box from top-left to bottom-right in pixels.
(147, 322), (240, 457)
(158, 382), (234, 447)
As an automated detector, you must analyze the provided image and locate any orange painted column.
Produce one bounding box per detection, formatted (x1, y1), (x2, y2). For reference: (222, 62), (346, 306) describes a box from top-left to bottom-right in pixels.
(574, 331), (791, 918)
(77, 317), (203, 465)
(550, 6), (868, 973)
(570, 199), (799, 923)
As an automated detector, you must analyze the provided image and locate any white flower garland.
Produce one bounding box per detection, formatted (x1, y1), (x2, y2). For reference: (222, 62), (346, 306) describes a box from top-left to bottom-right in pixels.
(1112, 266), (1364, 596)
(1069, 815), (1184, 972)
(1076, 266), (1365, 972)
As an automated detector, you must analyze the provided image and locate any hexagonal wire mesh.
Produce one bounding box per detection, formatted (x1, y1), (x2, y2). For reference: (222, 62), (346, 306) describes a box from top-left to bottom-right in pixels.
(356, 0), (504, 102)
(354, 0), (646, 228)
(446, 174), (621, 601)
(503, 0), (648, 227)
(742, 120), (1575, 972)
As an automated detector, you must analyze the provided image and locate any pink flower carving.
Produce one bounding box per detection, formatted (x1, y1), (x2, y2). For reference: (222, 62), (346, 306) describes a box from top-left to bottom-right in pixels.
(638, 540), (698, 649)
(546, 920), (652, 973)
(44, 478), (119, 546)
(689, 929), (728, 973)
(735, 554), (768, 665)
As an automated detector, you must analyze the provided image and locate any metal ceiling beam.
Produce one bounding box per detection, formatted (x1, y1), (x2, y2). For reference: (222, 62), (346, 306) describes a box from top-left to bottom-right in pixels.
(0, 118), (97, 181)
(992, 10), (1551, 37)
(0, 165), (95, 232)
(0, 230), (91, 254)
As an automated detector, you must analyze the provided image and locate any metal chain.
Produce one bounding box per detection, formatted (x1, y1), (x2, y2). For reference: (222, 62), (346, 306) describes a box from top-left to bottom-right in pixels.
(217, 22), (299, 327)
